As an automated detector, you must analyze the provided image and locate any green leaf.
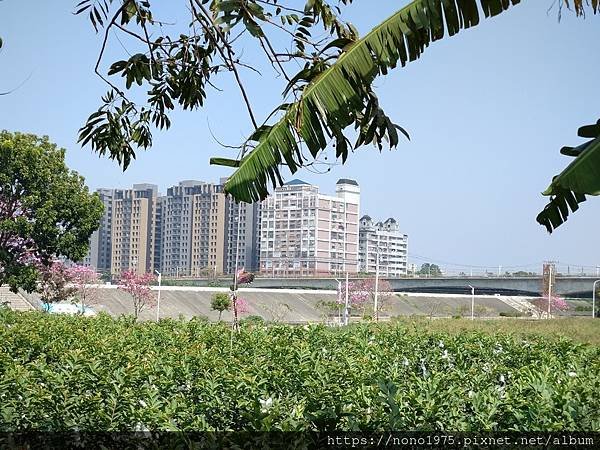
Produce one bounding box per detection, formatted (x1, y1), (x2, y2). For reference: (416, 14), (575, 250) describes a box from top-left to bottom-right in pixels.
(537, 122), (600, 232)
(216, 0), (521, 203)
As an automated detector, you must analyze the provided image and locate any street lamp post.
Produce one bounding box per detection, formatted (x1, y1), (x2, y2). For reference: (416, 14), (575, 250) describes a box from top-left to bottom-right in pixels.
(547, 265), (553, 319)
(468, 285), (475, 320)
(593, 280), (600, 319)
(155, 270), (162, 322)
(334, 273), (350, 326)
(344, 272), (349, 325)
(374, 243), (380, 322)
(334, 278), (342, 324)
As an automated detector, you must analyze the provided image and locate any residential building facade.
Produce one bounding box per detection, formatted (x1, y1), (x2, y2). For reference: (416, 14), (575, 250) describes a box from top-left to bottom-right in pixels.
(259, 179), (360, 276)
(359, 216), (408, 277)
(110, 184), (159, 275)
(225, 196), (261, 274)
(160, 180), (227, 277)
(83, 188), (114, 273)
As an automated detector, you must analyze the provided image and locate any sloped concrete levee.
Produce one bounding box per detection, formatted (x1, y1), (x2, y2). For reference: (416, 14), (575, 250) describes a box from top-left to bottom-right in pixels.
(21, 286), (523, 322)
(0, 287), (34, 311)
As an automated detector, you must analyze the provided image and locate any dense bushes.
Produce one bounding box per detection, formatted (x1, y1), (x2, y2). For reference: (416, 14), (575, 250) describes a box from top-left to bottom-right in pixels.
(1, 309), (599, 431)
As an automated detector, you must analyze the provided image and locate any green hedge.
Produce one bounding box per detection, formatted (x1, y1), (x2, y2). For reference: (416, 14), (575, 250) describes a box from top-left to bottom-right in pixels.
(1, 309), (599, 431)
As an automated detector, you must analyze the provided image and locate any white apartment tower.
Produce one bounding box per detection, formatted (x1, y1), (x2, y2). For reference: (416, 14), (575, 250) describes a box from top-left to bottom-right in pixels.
(359, 215), (408, 277)
(259, 179), (360, 276)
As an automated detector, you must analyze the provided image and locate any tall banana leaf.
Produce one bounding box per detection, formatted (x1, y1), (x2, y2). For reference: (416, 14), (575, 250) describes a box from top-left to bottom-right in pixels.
(211, 0), (524, 202)
(537, 120), (600, 232)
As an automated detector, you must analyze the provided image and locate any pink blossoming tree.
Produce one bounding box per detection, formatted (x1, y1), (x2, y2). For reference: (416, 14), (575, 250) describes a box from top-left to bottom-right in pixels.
(231, 268), (253, 330)
(340, 278), (394, 319)
(531, 296), (570, 319)
(37, 260), (75, 305)
(117, 270), (156, 320)
(1, 133), (104, 293)
(67, 264), (101, 313)
(0, 196), (41, 291)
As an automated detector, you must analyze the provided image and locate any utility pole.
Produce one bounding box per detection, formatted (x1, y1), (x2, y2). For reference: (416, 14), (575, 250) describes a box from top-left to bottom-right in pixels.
(593, 280), (599, 319)
(344, 272), (350, 325)
(468, 285), (475, 320)
(374, 241), (380, 322)
(155, 270), (162, 322)
(547, 264), (553, 319)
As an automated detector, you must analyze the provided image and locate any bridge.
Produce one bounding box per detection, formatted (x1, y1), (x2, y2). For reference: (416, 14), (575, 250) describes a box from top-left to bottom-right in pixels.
(184, 276), (599, 298)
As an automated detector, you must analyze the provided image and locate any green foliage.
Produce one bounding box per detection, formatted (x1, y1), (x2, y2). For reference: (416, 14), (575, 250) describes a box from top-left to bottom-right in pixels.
(213, 0), (527, 201)
(0, 132), (104, 292)
(210, 292), (231, 321)
(417, 263), (442, 276)
(537, 119), (600, 233)
(511, 271), (537, 277)
(499, 311), (524, 317)
(1, 310), (599, 431)
(240, 315), (265, 326)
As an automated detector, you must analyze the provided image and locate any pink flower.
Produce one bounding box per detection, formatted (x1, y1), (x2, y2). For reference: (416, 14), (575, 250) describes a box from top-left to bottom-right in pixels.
(233, 296), (250, 315)
(117, 270), (157, 319)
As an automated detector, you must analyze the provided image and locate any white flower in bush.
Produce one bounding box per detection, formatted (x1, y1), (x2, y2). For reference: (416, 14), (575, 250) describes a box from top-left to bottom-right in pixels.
(259, 397), (273, 412)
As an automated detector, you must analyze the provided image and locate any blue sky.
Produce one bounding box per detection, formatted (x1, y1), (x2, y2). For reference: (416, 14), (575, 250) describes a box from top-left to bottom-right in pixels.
(1, 1), (599, 274)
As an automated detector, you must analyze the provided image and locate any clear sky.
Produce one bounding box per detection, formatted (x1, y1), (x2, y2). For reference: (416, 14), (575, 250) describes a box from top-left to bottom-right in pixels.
(1, 1), (599, 274)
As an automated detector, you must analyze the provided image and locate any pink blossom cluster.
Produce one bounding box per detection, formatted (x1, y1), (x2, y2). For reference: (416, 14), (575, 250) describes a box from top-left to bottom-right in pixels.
(339, 278), (393, 306)
(0, 195), (41, 278)
(117, 270), (157, 318)
(233, 296), (250, 315)
(235, 268), (255, 285)
(531, 296), (570, 313)
(67, 264), (101, 307)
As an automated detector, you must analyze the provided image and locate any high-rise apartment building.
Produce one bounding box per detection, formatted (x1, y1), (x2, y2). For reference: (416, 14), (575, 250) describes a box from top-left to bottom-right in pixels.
(359, 216), (408, 277)
(160, 180), (226, 276)
(259, 179), (360, 276)
(110, 184), (159, 275)
(83, 188), (114, 273)
(80, 179), (267, 278)
(224, 183), (261, 274)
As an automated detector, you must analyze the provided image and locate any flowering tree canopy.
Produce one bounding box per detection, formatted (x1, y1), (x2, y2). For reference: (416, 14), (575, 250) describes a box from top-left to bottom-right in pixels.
(340, 278), (393, 317)
(234, 268), (255, 287)
(117, 270), (156, 320)
(37, 260), (76, 304)
(233, 296), (250, 315)
(67, 264), (101, 311)
(0, 132), (104, 292)
(531, 296), (570, 318)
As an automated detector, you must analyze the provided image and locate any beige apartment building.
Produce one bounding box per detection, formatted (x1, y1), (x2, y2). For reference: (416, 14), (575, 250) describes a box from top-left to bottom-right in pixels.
(259, 179), (360, 276)
(160, 181), (227, 276)
(110, 184), (159, 275)
(85, 180), (261, 278)
(189, 183), (226, 276)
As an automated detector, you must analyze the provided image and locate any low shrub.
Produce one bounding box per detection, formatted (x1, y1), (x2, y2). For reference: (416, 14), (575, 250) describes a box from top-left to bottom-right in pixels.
(0, 310), (599, 431)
